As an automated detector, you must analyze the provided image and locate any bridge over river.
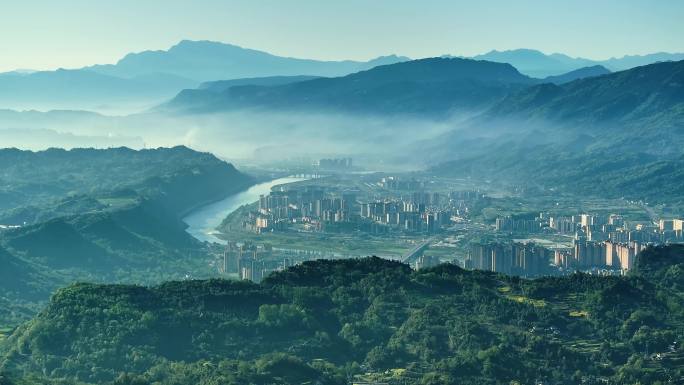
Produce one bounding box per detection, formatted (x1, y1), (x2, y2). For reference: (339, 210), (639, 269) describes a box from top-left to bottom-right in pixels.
(401, 237), (435, 264)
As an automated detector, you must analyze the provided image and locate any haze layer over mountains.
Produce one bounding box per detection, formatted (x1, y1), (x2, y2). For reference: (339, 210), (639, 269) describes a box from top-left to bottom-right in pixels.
(1, 39), (683, 202)
(1, 40), (681, 113)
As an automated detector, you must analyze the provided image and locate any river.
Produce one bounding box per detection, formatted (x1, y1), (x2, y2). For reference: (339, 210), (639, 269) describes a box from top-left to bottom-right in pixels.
(182, 176), (305, 244)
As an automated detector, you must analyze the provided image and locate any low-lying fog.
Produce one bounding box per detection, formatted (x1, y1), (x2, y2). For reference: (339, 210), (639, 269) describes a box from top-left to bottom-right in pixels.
(0, 107), (570, 171)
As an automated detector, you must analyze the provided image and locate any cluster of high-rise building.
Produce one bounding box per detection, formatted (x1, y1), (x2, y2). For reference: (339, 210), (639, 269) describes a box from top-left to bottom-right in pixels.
(358, 183), (484, 234)
(221, 242), (273, 283)
(549, 215), (683, 272)
(659, 218), (684, 236)
(466, 241), (552, 277)
(553, 240), (646, 271)
(546, 214), (683, 243)
(414, 254), (441, 270)
(359, 200), (452, 233)
(221, 242), (330, 283)
(248, 187), (358, 233)
(496, 212), (684, 245)
(484, 212), (683, 274)
(248, 178), (486, 236)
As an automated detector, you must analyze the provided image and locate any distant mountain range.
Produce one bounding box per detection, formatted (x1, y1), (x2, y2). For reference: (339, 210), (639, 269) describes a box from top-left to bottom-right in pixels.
(160, 59), (620, 115)
(0, 69), (197, 113)
(1, 40), (681, 113)
(472, 48), (684, 77)
(0, 40), (408, 112)
(164, 56), (681, 132)
(86, 40), (410, 82)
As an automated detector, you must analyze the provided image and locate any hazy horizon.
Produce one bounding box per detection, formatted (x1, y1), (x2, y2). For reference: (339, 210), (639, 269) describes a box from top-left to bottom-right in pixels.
(1, 0), (683, 72)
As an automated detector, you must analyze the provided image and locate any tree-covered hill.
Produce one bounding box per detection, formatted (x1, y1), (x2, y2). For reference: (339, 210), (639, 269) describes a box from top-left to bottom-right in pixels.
(0, 146), (251, 219)
(0, 146), (254, 327)
(2, 246), (682, 385)
(430, 61), (684, 205)
(487, 60), (684, 127)
(163, 57), (535, 116)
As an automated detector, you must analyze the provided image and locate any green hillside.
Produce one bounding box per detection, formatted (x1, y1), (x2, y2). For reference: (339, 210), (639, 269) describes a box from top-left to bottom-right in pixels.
(1, 246), (682, 385)
(432, 61), (684, 205)
(487, 60), (684, 126)
(0, 146), (251, 219)
(0, 146), (254, 326)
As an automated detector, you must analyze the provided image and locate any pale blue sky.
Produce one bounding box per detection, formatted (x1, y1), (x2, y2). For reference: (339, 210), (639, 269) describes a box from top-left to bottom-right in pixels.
(0, 0), (682, 72)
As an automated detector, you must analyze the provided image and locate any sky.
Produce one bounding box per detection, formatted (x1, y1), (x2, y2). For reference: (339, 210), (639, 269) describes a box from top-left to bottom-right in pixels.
(0, 0), (683, 72)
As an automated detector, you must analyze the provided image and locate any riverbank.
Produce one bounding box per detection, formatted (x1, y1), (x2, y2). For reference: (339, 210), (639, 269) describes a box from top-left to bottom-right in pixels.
(182, 176), (306, 244)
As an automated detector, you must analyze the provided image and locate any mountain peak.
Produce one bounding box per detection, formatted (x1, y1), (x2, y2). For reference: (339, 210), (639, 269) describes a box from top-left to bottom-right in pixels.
(87, 40), (411, 83)
(543, 64), (612, 84)
(367, 54), (411, 65)
(169, 39), (249, 53)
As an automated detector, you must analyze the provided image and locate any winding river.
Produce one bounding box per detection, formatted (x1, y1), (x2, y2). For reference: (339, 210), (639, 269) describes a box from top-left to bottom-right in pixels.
(183, 177), (305, 244)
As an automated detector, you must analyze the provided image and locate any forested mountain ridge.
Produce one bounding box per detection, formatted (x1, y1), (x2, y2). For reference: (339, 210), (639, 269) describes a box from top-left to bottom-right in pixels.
(485, 60), (684, 127)
(199, 75), (322, 92)
(431, 60), (684, 204)
(0, 145), (252, 222)
(0, 146), (254, 327)
(1, 245), (682, 385)
(162, 57), (536, 115)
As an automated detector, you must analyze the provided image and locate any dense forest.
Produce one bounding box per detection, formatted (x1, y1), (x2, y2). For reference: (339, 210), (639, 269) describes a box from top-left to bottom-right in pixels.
(0, 146), (253, 326)
(1, 245), (682, 385)
(0, 146), (253, 223)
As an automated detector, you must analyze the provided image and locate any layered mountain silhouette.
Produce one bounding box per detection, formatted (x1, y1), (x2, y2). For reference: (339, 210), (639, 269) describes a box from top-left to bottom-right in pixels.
(2, 41), (681, 113)
(473, 48), (684, 77)
(199, 75), (322, 92)
(0, 40), (408, 112)
(487, 60), (684, 126)
(542, 65), (611, 84)
(473, 49), (596, 77)
(0, 69), (196, 112)
(162, 57), (537, 115)
(87, 40), (410, 81)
